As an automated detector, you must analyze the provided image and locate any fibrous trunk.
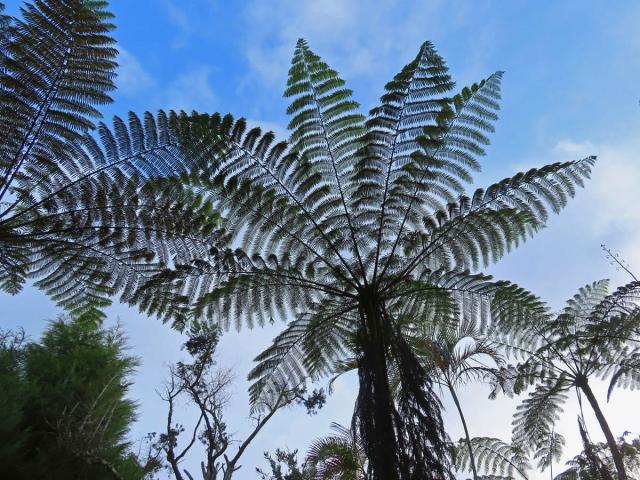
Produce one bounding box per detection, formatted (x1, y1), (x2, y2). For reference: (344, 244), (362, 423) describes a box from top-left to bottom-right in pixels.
(353, 293), (450, 480)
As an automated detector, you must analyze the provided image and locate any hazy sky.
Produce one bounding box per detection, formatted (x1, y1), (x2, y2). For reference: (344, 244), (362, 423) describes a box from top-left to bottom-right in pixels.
(4, 0), (640, 478)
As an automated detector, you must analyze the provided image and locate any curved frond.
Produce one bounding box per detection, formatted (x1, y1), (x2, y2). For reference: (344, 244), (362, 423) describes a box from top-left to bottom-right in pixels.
(454, 437), (530, 480)
(1, 111), (222, 320)
(512, 378), (569, 455)
(248, 300), (356, 404)
(306, 422), (366, 480)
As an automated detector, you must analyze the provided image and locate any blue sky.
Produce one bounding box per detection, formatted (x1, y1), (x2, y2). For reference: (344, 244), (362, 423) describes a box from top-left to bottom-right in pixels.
(4, 0), (640, 478)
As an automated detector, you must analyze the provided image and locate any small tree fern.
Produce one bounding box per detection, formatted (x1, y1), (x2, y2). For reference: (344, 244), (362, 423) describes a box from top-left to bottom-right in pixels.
(143, 39), (595, 479)
(502, 280), (640, 480)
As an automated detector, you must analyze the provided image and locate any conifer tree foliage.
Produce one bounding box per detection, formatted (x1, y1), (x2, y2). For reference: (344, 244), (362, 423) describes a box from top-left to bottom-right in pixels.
(146, 39), (595, 478)
(0, 317), (151, 479)
(0, 0), (221, 321)
(504, 280), (640, 480)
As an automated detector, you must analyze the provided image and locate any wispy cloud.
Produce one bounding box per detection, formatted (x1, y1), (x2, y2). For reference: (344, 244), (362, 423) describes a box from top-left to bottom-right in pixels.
(164, 0), (193, 49)
(164, 65), (217, 112)
(116, 47), (155, 95)
(554, 137), (640, 269)
(243, 0), (448, 90)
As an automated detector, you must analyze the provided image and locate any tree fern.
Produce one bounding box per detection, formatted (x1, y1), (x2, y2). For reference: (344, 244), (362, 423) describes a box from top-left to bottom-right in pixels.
(145, 38), (595, 479)
(501, 280), (640, 480)
(0, 1), (224, 321)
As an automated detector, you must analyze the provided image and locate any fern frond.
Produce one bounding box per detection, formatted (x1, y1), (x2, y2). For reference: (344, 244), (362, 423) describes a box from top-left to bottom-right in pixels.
(512, 378), (569, 454)
(0, 0), (117, 202)
(0, 110), (222, 320)
(391, 270), (548, 335)
(359, 41), (454, 274)
(604, 347), (640, 400)
(533, 429), (565, 471)
(286, 39), (366, 274)
(454, 437), (530, 479)
(248, 300), (356, 405)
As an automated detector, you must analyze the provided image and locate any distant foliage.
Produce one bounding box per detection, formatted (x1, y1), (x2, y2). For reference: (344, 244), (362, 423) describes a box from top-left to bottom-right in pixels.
(257, 449), (312, 480)
(453, 437), (530, 480)
(0, 317), (150, 479)
(498, 279), (640, 479)
(556, 432), (640, 480)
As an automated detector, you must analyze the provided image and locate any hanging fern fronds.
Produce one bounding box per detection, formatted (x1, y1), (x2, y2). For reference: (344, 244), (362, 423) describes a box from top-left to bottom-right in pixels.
(454, 437), (530, 480)
(512, 378), (569, 453)
(393, 270), (548, 338)
(533, 428), (565, 472)
(604, 347), (640, 400)
(248, 299), (356, 405)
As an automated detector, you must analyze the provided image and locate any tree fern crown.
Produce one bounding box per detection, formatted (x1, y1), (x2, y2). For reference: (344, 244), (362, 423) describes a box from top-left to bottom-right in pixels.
(140, 38), (597, 409)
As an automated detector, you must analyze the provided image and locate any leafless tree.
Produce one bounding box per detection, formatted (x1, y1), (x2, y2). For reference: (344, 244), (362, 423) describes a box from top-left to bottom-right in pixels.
(155, 324), (324, 480)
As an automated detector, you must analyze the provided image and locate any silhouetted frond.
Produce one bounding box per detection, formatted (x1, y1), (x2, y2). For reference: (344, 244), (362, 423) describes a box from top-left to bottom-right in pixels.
(138, 36), (596, 480)
(454, 437), (530, 480)
(248, 299), (356, 404)
(512, 378), (569, 454)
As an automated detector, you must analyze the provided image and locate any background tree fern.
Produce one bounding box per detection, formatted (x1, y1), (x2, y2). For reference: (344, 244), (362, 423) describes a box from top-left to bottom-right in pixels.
(145, 38), (595, 479)
(0, 0), (224, 321)
(502, 280), (640, 480)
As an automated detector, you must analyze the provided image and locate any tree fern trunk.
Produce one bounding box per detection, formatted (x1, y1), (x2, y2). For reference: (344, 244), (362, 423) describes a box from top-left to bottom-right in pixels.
(354, 293), (450, 480)
(355, 293), (401, 480)
(579, 378), (626, 480)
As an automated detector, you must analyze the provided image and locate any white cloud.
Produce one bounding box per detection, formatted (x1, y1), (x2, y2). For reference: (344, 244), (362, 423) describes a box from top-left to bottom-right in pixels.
(553, 137), (640, 271)
(116, 47), (155, 95)
(243, 0), (450, 91)
(164, 65), (217, 112)
(164, 0), (193, 49)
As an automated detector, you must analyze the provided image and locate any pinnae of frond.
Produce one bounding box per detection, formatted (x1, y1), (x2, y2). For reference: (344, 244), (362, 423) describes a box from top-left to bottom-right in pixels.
(224, 133), (362, 290)
(376, 74), (501, 284)
(293, 43), (367, 282)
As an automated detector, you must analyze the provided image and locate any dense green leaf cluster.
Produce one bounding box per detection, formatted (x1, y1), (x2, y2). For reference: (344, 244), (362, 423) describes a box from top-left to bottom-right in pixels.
(0, 318), (148, 479)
